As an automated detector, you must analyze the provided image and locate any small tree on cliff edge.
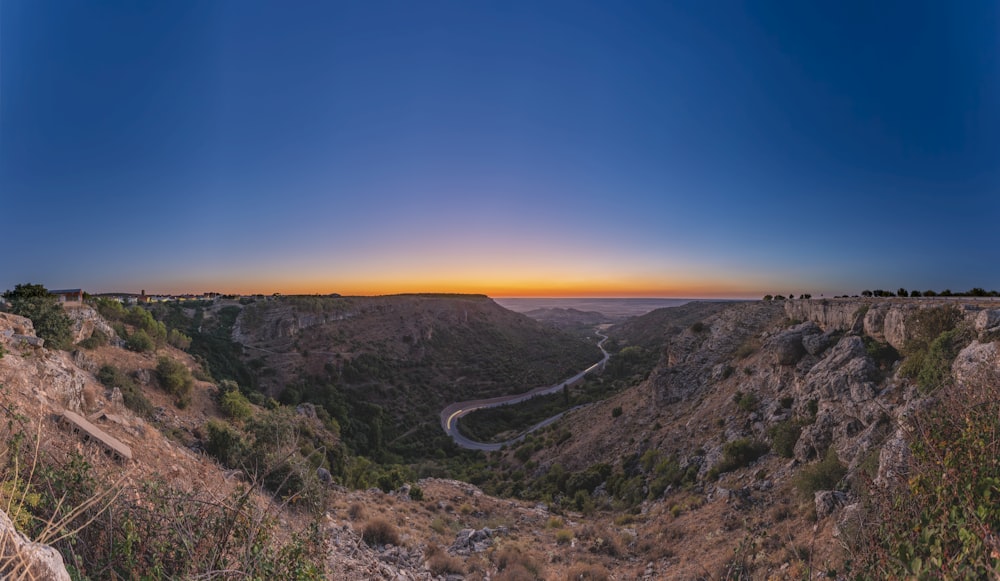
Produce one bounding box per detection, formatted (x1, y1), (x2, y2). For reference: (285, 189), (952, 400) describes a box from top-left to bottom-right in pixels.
(2, 283), (73, 349)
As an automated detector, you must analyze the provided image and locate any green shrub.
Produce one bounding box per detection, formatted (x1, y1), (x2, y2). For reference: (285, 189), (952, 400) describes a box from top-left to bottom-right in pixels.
(220, 389), (253, 421)
(78, 329), (108, 349)
(714, 438), (769, 475)
(611, 406), (623, 418)
(125, 329), (155, 353)
(408, 484), (424, 501)
(899, 306), (970, 393)
(734, 391), (758, 413)
(768, 419), (804, 458)
(204, 419), (247, 468)
(167, 329), (192, 350)
(2, 284), (74, 350)
(915, 329), (967, 392)
(156, 356), (193, 408)
(793, 447), (846, 498)
(97, 364), (154, 418)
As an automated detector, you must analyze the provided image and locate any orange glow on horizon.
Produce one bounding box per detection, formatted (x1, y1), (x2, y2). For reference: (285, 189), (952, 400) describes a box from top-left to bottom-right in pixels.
(122, 273), (769, 300)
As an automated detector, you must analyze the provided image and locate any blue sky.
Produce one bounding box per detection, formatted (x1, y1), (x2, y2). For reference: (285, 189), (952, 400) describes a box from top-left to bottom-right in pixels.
(2, 1), (997, 297)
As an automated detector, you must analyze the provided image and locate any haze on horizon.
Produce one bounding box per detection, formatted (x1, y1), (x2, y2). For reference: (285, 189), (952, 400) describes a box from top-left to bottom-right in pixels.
(2, 2), (998, 298)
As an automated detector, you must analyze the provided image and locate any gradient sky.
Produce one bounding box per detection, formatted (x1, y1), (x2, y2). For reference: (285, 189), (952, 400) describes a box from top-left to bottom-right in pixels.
(2, 1), (998, 298)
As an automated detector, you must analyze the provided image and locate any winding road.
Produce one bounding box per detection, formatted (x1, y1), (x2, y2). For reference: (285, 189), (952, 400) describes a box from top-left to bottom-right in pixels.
(440, 330), (610, 451)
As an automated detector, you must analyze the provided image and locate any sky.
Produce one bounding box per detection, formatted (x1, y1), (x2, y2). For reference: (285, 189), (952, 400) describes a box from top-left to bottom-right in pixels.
(2, 1), (998, 298)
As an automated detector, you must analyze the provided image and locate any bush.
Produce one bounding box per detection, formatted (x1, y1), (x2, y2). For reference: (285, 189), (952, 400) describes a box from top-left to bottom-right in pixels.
(425, 544), (464, 575)
(900, 305), (969, 392)
(714, 438), (769, 475)
(78, 329), (109, 349)
(769, 419), (804, 458)
(734, 391), (758, 412)
(793, 447), (846, 498)
(167, 329), (192, 350)
(555, 528), (574, 545)
(493, 545), (544, 580)
(220, 389), (253, 421)
(204, 419), (247, 468)
(125, 329), (155, 353)
(361, 518), (400, 547)
(408, 484), (424, 501)
(97, 364), (154, 418)
(156, 356), (193, 407)
(611, 406), (623, 418)
(3, 284), (74, 350)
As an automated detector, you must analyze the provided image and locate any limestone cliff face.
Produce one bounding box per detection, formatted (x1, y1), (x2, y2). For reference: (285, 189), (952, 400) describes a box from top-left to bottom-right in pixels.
(65, 305), (118, 344)
(0, 313), (95, 412)
(785, 298), (997, 350)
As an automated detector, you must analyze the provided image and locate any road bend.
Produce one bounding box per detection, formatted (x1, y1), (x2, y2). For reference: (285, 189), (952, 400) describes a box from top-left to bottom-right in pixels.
(440, 330), (609, 451)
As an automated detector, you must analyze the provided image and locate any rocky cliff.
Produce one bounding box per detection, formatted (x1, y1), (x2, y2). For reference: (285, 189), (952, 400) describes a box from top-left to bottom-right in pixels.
(519, 297), (1000, 577)
(783, 297), (998, 350)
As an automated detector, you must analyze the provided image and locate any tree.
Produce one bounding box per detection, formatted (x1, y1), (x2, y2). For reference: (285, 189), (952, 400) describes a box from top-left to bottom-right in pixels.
(2, 283), (73, 350)
(897, 288), (908, 297)
(910, 290), (922, 297)
(763, 295), (773, 301)
(861, 290), (873, 297)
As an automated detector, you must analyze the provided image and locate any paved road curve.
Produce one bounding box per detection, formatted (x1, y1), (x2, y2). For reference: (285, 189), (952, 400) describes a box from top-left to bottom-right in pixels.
(440, 331), (609, 451)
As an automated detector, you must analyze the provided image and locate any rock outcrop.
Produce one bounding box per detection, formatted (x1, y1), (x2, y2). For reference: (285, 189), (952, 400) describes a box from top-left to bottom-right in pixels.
(65, 306), (118, 344)
(785, 298), (995, 351)
(0, 508), (71, 580)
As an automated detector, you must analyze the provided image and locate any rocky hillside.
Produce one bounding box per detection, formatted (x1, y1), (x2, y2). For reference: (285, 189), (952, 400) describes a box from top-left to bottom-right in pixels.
(3, 297), (1000, 579)
(489, 297), (1000, 578)
(223, 295), (602, 460)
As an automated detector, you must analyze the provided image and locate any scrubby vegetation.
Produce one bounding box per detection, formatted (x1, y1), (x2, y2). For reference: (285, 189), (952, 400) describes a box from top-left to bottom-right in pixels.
(709, 438), (769, 480)
(899, 305), (971, 392)
(2, 284), (73, 350)
(0, 407), (326, 579)
(793, 447), (845, 498)
(155, 356), (194, 408)
(855, 368), (1000, 576)
(96, 364), (154, 418)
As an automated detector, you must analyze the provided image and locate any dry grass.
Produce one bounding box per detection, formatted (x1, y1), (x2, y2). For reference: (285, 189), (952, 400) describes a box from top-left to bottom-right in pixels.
(347, 502), (366, 521)
(361, 517), (401, 547)
(425, 544), (464, 576)
(565, 562), (610, 580)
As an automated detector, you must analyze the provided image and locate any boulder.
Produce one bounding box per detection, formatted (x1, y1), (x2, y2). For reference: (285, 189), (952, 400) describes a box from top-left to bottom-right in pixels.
(0, 508), (71, 580)
(449, 526), (507, 555)
(802, 330), (836, 356)
(975, 310), (1000, 334)
(802, 336), (877, 402)
(772, 331), (806, 366)
(814, 490), (848, 519)
(875, 430), (912, 488)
